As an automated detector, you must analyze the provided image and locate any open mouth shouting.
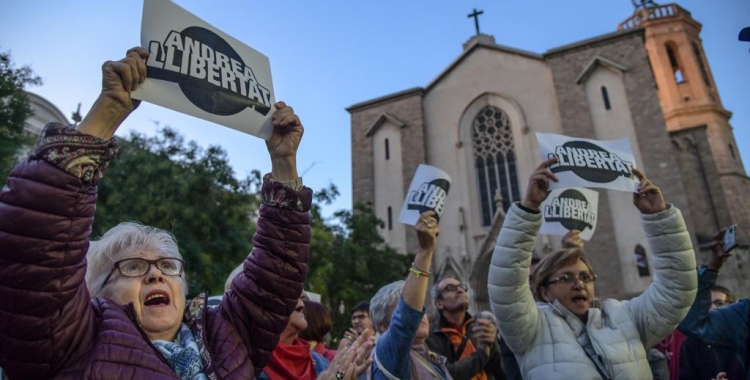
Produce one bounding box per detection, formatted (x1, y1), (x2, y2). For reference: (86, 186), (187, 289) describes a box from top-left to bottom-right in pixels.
(571, 294), (588, 306)
(144, 290), (171, 307)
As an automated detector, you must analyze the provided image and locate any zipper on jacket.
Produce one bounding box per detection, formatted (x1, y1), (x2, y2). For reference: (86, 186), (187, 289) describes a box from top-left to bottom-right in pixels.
(587, 323), (613, 379)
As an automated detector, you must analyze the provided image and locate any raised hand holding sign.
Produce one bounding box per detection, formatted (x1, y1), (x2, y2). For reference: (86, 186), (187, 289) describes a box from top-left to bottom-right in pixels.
(133, 0), (275, 139)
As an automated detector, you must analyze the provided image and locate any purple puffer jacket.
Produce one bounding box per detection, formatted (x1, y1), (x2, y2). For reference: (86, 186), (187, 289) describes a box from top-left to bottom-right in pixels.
(0, 125), (312, 379)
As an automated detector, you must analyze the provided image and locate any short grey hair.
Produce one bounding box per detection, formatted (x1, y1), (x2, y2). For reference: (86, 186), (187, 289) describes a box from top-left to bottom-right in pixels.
(370, 280), (405, 332)
(85, 222), (187, 297)
(430, 277), (450, 303)
(225, 263), (244, 292)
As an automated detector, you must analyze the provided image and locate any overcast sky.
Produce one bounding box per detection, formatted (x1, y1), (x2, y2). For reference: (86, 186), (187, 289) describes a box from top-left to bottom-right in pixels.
(2, 0), (748, 216)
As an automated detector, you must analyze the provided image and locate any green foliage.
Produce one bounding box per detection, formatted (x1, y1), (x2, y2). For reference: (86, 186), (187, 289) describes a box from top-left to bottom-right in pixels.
(93, 127), (262, 296)
(305, 195), (414, 341)
(0, 49), (42, 182)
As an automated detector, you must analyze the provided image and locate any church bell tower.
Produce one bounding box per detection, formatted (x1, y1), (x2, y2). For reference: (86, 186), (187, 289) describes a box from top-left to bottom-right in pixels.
(620, 1), (750, 245)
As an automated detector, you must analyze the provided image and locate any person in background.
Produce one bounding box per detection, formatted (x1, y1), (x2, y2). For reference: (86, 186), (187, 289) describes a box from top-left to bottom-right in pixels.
(300, 300), (338, 362)
(427, 277), (505, 380)
(345, 301), (375, 343)
(0, 47), (312, 379)
(369, 211), (452, 379)
(489, 158), (697, 379)
(678, 230), (748, 380)
(679, 285), (739, 380)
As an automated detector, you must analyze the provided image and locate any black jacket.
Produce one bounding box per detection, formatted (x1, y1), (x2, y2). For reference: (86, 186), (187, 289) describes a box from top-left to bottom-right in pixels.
(426, 312), (506, 380)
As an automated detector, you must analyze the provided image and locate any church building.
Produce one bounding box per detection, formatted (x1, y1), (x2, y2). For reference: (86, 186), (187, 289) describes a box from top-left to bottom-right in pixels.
(348, 3), (749, 311)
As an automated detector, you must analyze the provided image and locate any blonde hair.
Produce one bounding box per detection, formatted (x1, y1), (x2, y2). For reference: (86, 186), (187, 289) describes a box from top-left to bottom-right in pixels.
(533, 248), (595, 300)
(85, 222), (187, 297)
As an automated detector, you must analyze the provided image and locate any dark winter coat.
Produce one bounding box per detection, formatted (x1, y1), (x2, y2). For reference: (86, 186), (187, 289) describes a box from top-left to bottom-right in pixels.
(0, 124), (312, 379)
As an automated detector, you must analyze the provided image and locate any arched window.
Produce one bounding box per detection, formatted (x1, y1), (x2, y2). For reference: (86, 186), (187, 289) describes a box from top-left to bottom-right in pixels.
(472, 106), (520, 226)
(387, 206), (393, 230)
(666, 45), (685, 84)
(692, 42), (711, 88)
(385, 138), (390, 160)
(601, 86), (611, 110)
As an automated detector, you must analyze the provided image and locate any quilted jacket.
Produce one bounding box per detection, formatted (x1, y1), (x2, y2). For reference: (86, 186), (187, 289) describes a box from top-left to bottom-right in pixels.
(488, 203), (697, 380)
(0, 124), (312, 379)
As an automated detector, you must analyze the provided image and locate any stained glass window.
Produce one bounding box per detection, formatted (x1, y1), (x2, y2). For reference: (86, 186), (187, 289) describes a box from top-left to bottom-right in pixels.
(472, 106), (520, 226)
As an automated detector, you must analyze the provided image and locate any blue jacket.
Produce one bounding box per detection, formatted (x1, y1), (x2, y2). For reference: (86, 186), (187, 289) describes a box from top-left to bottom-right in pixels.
(677, 266), (750, 377)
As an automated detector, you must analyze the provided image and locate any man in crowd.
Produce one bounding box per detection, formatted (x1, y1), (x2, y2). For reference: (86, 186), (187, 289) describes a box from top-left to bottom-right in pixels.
(344, 301), (375, 341)
(427, 278), (506, 380)
(678, 230), (747, 380)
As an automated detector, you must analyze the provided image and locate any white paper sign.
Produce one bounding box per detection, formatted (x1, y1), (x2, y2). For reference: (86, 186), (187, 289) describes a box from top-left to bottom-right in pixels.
(536, 133), (638, 192)
(540, 187), (599, 241)
(398, 165), (452, 226)
(133, 0), (275, 139)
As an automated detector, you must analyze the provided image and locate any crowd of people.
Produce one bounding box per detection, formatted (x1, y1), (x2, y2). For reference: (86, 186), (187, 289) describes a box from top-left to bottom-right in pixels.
(0, 48), (747, 380)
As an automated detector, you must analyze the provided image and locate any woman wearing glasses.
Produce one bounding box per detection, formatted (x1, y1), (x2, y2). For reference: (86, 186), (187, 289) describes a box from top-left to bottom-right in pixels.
(488, 157), (697, 379)
(0, 47), (311, 379)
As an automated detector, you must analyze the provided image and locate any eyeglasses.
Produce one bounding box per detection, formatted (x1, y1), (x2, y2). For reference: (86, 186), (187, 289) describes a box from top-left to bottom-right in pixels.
(545, 273), (597, 287)
(440, 283), (468, 295)
(101, 257), (186, 288)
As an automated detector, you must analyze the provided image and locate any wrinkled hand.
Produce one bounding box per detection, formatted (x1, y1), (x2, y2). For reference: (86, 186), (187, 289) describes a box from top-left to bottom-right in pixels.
(472, 319), (497, 354)
(266, 102), (303, 160)
(416, 211), (439, 252)
(101, 47), (148, 113)
(632, 168), (666, 214)
(266, 102), (303, 181)
(707, 229), (733, 272)
(78, 47), (148, 139)
(562, 229), (584, 249)
(521, 158), (559, 211)
(321, 329), (375, 380)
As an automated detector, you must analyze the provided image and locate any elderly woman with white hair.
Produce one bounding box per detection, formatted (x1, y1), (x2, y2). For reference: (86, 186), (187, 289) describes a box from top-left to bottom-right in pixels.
(0, 47), (312, 379)
(368, 211), (452, 380)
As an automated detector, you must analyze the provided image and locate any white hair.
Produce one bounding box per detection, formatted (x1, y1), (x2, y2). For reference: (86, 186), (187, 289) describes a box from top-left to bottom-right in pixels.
(225, 263), (244, 292)
(85, 222), (187, 297)
(370, 280), (405, 332)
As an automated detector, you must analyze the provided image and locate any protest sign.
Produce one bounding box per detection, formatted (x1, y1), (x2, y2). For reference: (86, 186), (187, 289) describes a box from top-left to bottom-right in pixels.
(133, 0), (275, 139)
(398, 165), (451, 226)
(536, 133), (638, 192)
(540, 187), (599, 241)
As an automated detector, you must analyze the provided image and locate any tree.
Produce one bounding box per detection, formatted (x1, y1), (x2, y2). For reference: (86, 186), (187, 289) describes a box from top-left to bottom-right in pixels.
(93, 127), (262, 296)
(305, 191), (414, 339)
(0, 49), (42, 182)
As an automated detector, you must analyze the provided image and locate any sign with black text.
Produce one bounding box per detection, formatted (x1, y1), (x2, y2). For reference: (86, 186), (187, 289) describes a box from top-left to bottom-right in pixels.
(133, 0), (275, 139)
(536, 133), (638, 192)
(540, 187), (599, 241)
(398, 165), (451, 226)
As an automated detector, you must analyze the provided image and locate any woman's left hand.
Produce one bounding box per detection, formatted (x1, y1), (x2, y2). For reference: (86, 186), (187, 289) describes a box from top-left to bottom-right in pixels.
(266, 101), (304, 180)
(632, 168), (666, 214)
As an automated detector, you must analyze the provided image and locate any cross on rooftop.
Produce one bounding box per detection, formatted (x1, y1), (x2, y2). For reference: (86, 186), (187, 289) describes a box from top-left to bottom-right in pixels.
(467, 8), (484, 35)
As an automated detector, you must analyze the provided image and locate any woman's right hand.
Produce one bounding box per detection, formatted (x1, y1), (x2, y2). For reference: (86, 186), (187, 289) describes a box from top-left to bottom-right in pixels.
(78, 47), (148, 139)
(521, 157), (559, 211)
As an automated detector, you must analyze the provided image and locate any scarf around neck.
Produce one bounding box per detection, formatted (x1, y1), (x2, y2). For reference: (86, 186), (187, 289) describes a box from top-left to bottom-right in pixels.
(152, 323), (208, 380)
(264, 337), (317, 380)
